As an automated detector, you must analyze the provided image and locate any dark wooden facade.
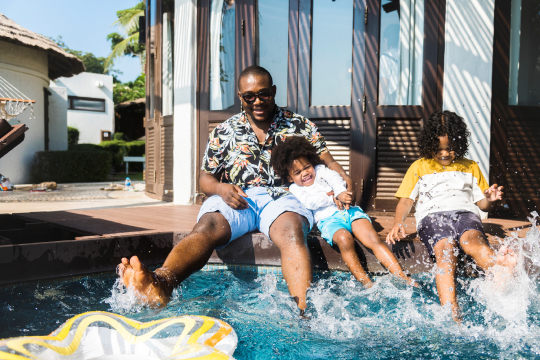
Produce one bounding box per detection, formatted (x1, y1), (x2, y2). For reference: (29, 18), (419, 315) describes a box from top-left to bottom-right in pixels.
(145, 0), (174, 201)
(146, 0), (538, 220)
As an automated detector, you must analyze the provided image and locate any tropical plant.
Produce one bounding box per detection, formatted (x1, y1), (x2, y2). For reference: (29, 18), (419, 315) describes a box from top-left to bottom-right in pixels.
(105, 1), (146, 73)
(113, 73), (146, 104)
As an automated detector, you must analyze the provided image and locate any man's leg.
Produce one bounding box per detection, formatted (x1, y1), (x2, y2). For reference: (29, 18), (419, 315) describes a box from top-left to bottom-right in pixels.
(268, 212), (312, 311)
(118, 212), (232, 306)
(433, 238), (460, 321)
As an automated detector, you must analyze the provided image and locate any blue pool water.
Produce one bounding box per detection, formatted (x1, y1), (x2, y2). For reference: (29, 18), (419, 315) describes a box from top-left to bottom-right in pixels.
(1, 218), (540, 359)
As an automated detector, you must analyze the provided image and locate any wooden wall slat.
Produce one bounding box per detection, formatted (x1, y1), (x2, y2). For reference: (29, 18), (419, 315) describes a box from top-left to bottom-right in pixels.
(160, 126), (174, 186)
(375, 119), (421, 201)
(312, 119), (351, 173)
(147, 127), (155, 184)
(505, 120), (540, 216)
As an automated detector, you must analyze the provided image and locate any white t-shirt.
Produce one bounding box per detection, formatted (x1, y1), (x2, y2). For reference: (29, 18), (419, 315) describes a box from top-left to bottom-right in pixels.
(289, 165), (348, 224)
(395, 158), (489, 228)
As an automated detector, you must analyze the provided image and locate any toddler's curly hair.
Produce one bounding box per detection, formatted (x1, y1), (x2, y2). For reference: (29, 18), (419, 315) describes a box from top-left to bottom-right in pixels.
(418, 110), (470, 159)
(271, 136), (320, 180)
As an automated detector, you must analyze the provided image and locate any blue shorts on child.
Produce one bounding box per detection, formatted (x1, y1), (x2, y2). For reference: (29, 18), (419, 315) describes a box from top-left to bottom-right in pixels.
(317, 206), (371, 246)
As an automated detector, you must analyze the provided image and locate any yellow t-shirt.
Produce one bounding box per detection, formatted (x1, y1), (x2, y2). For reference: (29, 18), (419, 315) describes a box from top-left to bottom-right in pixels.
(395, 158), (489, 227)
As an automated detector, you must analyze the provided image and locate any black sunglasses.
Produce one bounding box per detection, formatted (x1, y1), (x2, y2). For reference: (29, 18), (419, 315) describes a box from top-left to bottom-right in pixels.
(241, 90), (273, 104)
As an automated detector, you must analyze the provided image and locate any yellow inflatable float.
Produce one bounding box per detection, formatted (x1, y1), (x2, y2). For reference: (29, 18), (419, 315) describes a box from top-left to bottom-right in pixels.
(0, 311), (237, 359)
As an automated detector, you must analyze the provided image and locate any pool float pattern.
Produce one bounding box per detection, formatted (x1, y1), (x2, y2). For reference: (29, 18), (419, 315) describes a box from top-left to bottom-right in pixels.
(0, 311), (237, 359)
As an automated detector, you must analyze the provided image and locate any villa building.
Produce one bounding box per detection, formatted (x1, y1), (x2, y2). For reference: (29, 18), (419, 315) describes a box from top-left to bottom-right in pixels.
(0, 14), (84, 183)
(143, 0), (539, 219)
(52, 72), (115, 145)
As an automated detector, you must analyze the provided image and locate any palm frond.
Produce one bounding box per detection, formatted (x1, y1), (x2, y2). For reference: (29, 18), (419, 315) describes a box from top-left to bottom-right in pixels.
(104, 32), (139, 70)
(112, 8), (145, 34)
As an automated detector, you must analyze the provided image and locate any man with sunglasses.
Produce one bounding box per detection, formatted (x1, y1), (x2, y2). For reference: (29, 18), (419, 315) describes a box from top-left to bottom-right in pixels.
(117, 66), (354, 315)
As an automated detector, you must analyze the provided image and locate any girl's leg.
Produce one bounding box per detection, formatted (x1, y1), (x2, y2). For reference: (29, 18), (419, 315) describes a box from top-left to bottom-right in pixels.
(332, 229), (373, 287)
(432, 238), (460, 322)
(351, 219), (414, 285)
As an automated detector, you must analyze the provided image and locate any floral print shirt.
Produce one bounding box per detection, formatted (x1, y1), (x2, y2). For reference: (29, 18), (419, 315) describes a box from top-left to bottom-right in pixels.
(201, 106), (328, 200)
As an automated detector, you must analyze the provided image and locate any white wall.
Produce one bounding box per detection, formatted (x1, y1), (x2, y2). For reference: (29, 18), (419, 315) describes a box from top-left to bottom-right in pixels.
(0, 40), (49, 184)
(54, 72), (114, 144)
(48, 86), (68, 151)
(173, 0), (198, 204)
(442, 0), (495, 178)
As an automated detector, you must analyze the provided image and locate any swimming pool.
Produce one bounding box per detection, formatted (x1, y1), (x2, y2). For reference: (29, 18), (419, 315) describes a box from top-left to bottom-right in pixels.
(1, 217), (539, 359)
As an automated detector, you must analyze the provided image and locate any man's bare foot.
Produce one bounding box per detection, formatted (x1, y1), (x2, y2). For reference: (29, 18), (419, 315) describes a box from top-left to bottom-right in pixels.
(117, 256), (172, 307)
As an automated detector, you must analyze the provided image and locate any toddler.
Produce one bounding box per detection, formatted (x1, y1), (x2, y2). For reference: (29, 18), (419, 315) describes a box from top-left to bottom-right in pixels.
(271, 136), (413, 287)
(387, 110), (516, 321)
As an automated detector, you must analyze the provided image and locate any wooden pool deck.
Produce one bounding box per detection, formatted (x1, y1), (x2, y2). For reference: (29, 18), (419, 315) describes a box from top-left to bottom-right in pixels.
(15, 204), (533, 242)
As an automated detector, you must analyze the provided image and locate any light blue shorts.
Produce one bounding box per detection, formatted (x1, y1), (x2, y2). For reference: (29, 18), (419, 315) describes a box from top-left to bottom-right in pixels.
(197, 187), (314, 248)
(317, 206), (371, 246)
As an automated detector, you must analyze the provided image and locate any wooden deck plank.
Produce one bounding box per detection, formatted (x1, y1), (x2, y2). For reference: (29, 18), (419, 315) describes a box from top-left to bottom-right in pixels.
(16, 205), (533, 243)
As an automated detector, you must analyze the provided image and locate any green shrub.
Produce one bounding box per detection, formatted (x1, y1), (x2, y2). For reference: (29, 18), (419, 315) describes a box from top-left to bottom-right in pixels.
(68, 143), (103, 152)
(99, 140), (145, 170)
(67, 126), (79, 146)
(31, 151), (112, 183)
(69, 140), (145, 171)
(113, 132), (125, 141)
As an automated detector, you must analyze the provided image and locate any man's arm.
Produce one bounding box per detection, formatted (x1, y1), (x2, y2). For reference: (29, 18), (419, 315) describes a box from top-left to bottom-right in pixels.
(319, 152), (355, 205)
(199, 171), (249, 210)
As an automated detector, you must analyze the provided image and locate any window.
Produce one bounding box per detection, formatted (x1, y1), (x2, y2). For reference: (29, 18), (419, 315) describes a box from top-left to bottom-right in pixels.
(68, 96), (106, 112)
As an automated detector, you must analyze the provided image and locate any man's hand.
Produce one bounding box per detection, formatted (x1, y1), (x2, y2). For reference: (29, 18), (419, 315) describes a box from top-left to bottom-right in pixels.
(386, 222), (407, 245)
(320, 152), (356, 205)
(217, 183), (249, 210)
(484, 184), (504, 202)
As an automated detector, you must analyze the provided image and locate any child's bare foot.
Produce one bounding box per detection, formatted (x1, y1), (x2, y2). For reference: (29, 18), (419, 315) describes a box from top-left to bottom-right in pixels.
(487, 246), (517, 289)
(495, 246), (517, 269)
(406, 277), (420, 288)
(362, 279), (374, 289)
(117, 256), (172, 307)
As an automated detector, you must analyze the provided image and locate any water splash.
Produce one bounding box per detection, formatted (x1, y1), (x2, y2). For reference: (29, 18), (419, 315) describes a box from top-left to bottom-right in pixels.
(102, 278), (148, 314)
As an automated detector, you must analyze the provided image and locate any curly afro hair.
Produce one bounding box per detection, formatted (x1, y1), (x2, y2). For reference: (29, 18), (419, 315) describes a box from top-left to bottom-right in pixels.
(418, 110), (470, 159)
(271, 136), (320, 180)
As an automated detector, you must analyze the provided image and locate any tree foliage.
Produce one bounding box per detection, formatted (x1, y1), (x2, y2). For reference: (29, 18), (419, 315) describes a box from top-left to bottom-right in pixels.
(51, 36), (122, 81)
(113, 73), (145, 104)
(106, 1), (146, 73)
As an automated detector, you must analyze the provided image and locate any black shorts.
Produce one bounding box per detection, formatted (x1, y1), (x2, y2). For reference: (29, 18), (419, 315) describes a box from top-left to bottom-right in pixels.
(418, 210), (485, 257)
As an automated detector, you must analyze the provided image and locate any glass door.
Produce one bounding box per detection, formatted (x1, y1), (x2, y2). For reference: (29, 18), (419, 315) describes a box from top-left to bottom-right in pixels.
(490, 0), (540, 219)
(297, 0), (366, 205)
(145, 0), (175, 200)
(363, 0), (441, 211)
(197, 0), (252, 202)
(145, 0), (159, 195)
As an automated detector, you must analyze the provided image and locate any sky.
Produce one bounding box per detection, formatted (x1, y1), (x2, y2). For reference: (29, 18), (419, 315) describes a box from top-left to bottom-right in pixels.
(2, 0), (142, 83)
